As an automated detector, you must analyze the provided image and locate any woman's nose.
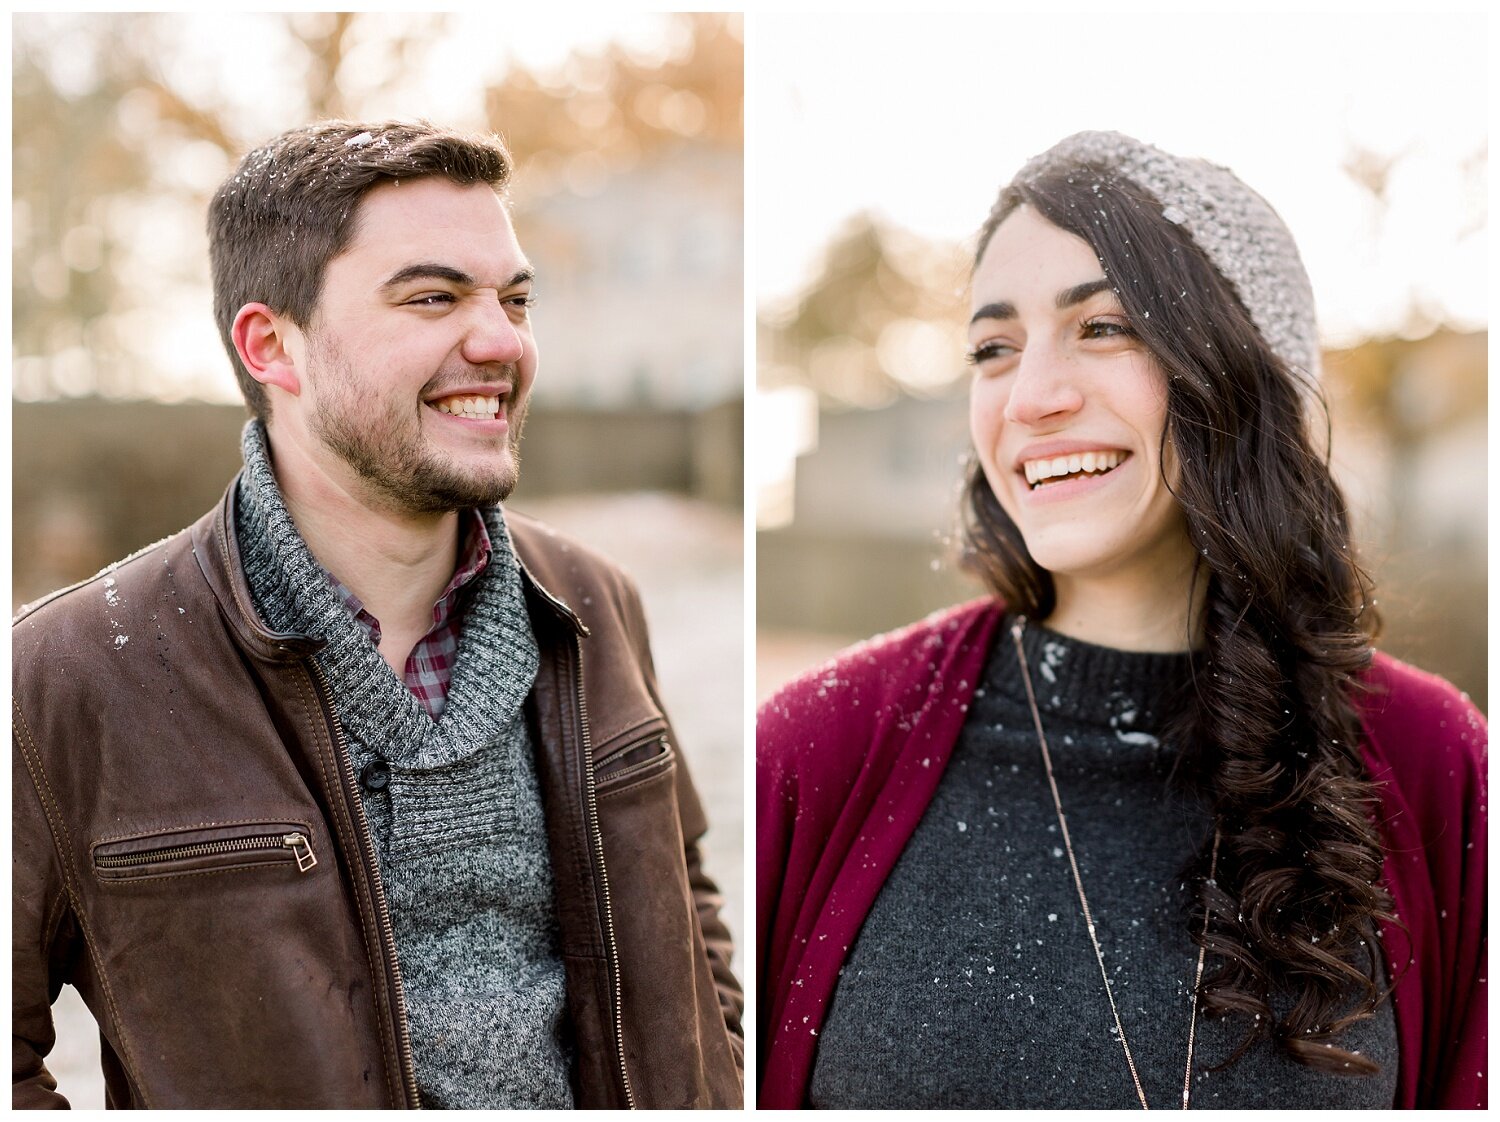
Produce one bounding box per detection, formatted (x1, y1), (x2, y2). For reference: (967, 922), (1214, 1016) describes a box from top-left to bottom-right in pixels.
(1002, 343), (1084, 426)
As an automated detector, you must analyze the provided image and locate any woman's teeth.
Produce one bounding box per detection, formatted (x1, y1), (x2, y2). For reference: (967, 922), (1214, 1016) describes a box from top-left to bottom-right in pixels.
(431, 394), (501, 418)
(1024, 449), (1125, 488)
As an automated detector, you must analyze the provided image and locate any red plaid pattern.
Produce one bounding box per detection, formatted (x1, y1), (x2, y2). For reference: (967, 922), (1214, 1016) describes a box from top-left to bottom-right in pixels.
(325, 509), (492, 718)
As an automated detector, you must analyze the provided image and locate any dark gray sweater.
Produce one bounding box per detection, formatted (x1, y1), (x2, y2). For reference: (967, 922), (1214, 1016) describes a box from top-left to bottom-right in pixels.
(809, 617), (1396, 1109)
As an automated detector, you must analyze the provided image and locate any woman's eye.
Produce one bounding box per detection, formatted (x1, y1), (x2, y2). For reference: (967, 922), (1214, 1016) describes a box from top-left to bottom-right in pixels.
(1082, 318), (1132, 339)
(965, 340), (1016, 366)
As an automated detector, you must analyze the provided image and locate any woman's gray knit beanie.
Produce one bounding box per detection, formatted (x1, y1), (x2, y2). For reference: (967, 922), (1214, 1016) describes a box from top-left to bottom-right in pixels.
(1007, 130), (1320, 382)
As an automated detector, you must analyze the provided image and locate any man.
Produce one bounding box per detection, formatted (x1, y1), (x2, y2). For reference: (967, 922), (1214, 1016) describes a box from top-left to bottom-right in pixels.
(13, 120), (742, 1109)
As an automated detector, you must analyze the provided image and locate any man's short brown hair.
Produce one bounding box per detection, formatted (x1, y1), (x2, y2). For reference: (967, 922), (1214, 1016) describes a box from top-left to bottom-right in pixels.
(208, 120), (513, 420)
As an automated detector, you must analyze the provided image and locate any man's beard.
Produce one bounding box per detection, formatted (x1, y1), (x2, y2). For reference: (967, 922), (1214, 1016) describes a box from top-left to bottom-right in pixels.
(304, 336), (527, 515)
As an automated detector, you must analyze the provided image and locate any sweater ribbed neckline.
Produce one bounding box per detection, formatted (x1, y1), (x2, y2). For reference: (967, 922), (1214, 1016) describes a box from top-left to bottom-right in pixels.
(989, 612), (1197, 733)
(234, 420), (538, 771)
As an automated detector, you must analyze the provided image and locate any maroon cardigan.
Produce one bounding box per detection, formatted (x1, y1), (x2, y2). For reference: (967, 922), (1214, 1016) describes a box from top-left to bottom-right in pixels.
(757, 600), (1487, 1109)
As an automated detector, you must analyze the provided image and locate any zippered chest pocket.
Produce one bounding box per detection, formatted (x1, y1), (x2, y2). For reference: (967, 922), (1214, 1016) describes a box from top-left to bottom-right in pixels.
(595, 730), (675, 797)
(92, 820), (317, 882)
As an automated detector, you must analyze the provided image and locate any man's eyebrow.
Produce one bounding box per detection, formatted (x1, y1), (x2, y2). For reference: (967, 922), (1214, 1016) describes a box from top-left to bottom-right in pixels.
(969, 278), (1113, 325)
(379, 263), (535, 291)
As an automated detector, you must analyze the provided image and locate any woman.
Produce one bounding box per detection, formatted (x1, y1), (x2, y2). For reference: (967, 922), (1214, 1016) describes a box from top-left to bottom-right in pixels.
(757, 132), (1485, 1109)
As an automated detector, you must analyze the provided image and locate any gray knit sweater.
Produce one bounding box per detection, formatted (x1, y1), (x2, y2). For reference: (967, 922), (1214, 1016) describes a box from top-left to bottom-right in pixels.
(234, 422), (573, 1109)
(810, 617), (1397, 1109)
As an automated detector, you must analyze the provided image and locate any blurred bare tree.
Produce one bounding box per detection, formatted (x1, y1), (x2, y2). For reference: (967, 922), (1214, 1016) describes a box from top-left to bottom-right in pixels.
(490, 11), (742, 191)
(757, 214), (970, 410)
(14, 14), (160, 400)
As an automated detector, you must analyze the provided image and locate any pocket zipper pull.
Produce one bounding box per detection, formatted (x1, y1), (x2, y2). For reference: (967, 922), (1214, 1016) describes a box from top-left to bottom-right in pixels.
(283, 832), (317, 873)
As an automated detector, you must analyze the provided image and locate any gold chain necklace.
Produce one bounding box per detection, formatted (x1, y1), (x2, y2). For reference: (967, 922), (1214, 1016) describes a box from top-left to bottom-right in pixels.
(1010, 616), (1218, 1110)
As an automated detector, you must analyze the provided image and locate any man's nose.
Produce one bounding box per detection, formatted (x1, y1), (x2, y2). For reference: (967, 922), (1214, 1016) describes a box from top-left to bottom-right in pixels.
(1002, 342), (1084, 426)
(461, 302), (527, 367)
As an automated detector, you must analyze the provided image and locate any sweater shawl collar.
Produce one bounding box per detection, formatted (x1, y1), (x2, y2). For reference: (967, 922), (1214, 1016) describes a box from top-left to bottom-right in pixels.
(233, 420), (538, 770)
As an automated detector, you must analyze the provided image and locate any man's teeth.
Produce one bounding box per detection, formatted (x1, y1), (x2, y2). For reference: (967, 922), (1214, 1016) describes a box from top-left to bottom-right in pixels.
(431, 394), (501, 418)
(1023, 450), (1125, 487)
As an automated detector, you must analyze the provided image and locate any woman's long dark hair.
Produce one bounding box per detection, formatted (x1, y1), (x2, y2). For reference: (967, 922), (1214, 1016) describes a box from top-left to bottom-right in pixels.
(963, 166), (1395, 1073)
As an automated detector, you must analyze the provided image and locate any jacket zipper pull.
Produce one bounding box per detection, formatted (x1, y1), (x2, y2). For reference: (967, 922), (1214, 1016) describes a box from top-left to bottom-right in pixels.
(283, 832), (318, 873)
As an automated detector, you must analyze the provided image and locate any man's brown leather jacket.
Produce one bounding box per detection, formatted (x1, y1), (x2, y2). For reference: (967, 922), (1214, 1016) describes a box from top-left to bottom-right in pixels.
(12, 482), (744, 1109)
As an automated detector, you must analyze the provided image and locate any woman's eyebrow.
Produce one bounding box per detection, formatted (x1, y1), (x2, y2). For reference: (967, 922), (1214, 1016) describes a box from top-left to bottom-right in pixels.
(969, 300), (1016, 325)
(1056, 278), (1110, 308)
(969, 277), (1113, 325)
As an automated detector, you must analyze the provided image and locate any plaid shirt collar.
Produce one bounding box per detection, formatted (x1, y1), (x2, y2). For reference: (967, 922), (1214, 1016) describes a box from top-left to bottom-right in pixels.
(323, 508), (493, 717)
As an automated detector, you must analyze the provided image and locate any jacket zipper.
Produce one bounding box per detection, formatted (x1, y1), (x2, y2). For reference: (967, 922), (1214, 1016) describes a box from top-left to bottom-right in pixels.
(573, 631), (637, 1110)
(309, 664), (422, 1110)
(211, 511), (418, 1105)
(501, 558), (635, 1107)
(96, 832), (317, 872)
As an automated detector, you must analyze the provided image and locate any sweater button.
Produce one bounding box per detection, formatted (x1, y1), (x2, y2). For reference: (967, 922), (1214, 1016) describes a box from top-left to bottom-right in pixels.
(360, 760), (391, 792)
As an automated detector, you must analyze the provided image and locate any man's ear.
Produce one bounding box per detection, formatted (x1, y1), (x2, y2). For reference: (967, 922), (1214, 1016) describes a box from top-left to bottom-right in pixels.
(232, 303), (303, 397)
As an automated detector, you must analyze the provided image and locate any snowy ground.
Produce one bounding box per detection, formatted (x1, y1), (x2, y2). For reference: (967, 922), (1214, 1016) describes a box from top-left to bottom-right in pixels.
(40, 491), (745, 1108)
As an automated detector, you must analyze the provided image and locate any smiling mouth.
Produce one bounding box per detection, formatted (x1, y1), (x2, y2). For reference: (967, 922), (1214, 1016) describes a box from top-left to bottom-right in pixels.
(426, 392), (505, 422)
(1022, 450), (1129, 489)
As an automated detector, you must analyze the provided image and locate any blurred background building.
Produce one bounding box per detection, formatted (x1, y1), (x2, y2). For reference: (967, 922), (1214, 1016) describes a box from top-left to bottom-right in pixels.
(11, 13), (743, 1107)
(754, 12), (1487, 720)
